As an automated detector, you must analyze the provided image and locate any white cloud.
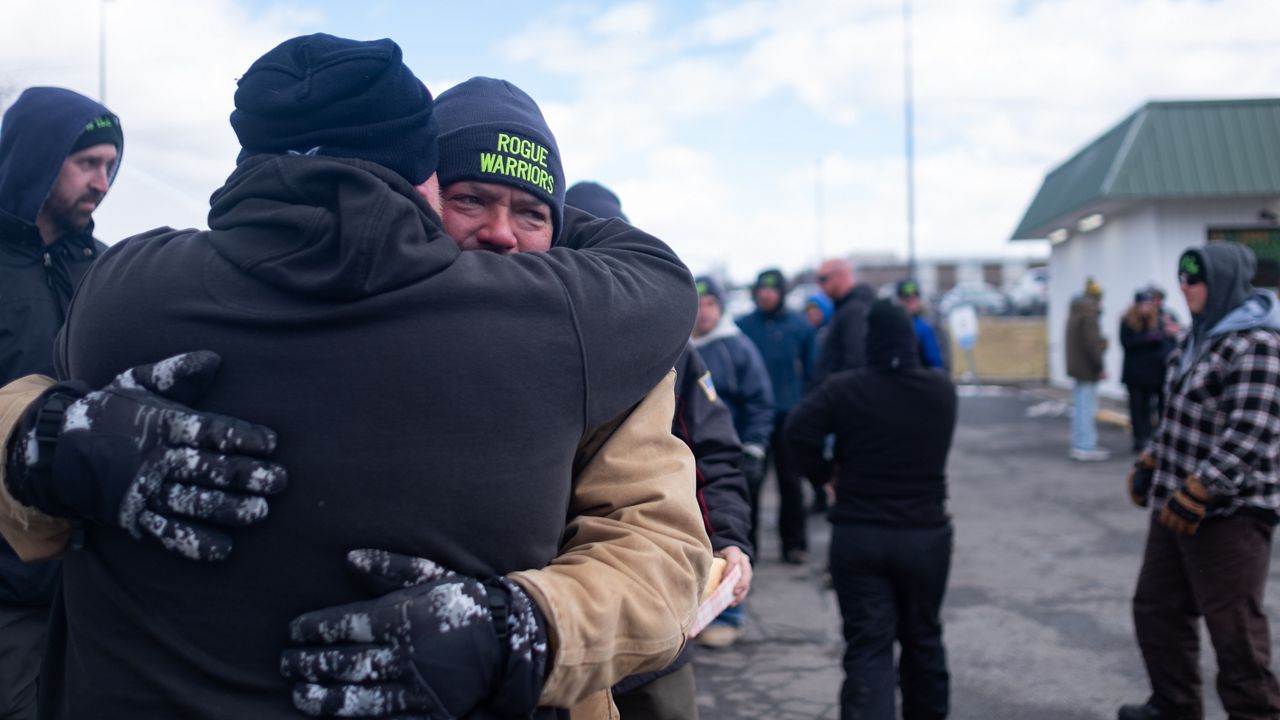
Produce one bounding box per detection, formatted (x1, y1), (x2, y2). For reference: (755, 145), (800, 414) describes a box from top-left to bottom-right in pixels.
(5, 0), (1278, 283)
(1, 0), (320, 241)
(502, 0), (1280, 280)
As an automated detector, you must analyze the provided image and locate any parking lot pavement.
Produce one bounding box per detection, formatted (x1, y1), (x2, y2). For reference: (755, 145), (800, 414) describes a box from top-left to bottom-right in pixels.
(693, 385), (1280, 719)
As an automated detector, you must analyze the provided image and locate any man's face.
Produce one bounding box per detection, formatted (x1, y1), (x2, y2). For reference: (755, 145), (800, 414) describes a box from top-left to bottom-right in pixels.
(695, 295), (722, 336)
(755, 287), (781, 313)
(816, 261), (854, 300)
(901, 295), (921, 315)
(42, 144), (117, 234)
(440, 180), (552, 254)
(1180, 276), (1208, 314)
(805, 305), (825, 328)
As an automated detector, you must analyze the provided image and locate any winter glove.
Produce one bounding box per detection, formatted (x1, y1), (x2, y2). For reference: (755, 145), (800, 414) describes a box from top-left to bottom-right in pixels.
(4, 351), (287, 561)
(1127, 453), (1157, 507)
(282, 549), (548, 719)
(741, 443), (767, 485)
(1158, 476), (1210, 536)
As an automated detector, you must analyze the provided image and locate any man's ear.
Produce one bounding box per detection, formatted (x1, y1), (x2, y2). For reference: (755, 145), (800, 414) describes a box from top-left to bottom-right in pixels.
(415, 173), (442, 215)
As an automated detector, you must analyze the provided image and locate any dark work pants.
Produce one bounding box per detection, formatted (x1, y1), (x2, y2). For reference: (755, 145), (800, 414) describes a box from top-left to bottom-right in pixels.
(830, 522), (952, 720)
(0, 604), (47, 720)
(765, 410), (807, 554)
(1127, 385), (1159, 450)
(613, 661), (698, 720)
(1133, 513), (1280, 720)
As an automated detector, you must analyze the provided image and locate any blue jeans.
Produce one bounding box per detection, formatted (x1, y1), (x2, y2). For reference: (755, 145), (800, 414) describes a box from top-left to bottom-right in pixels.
(713, 603), (744, 628)
(1072, 381), (1098, 450)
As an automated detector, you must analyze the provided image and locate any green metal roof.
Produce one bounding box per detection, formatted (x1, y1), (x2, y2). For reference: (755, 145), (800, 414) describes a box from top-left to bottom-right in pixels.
(1011, 99), (1280, 240)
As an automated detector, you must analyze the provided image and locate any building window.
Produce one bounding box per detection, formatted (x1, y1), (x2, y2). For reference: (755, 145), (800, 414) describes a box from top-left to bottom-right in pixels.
(1209, 228), (1280, 289)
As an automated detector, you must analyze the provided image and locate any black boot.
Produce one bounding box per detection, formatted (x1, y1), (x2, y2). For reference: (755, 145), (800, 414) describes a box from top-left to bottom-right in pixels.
(1117, 701), (1162, 720)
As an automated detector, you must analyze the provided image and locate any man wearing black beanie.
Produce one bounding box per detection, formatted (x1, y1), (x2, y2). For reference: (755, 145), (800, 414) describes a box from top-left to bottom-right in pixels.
(1120, 243), (1280, 720)
(0, 86), (123, 719)
(9, 34), (709, 720)
(786, 299), (958, 720)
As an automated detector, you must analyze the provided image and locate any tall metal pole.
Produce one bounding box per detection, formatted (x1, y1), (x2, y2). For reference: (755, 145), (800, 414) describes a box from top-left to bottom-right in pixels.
(815, 157), (824, 262)
(98, 0), (107, 103)
(903, 0), (917, 279)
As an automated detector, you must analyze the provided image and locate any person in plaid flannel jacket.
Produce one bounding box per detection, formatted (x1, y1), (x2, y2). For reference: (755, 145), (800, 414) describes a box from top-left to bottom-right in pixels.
(1122, 242), (1280, 720)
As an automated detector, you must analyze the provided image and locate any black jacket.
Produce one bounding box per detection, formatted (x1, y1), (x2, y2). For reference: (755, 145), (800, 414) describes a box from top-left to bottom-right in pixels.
(690, 319), (774, 448)
(813, 284), (876, 383)
(1120, 315), (1174, 389)
(674, 345), (752, 559)
(46, 154), (695, 719)
(787, 301), (958, 527)
(0, 88), (114, 607)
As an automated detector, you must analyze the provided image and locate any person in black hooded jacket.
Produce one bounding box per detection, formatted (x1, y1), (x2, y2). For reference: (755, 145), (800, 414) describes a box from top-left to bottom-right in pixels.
(40, 36), (702, 720)
(0, 86), (120, 719)
(813, 257), (877, 383)
(786, 299), (958, 720)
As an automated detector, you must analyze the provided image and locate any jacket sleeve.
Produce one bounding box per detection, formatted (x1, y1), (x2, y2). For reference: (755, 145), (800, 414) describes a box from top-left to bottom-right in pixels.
(916, 319), (944, 369)
(800, 320), (818, 388)
(543, 207), (698, 432)
(0, 375), (72, 561)
(508, 371), (712, 708)
(734, 339), (775, 448)
(1082, 315), (1106, 372)
(1196, 333), (1280, 496)
(813, 315), (842, 385)
(784, 378), (842, 484)
(673, 347), (753, 560)
(815, 303), (867, 383)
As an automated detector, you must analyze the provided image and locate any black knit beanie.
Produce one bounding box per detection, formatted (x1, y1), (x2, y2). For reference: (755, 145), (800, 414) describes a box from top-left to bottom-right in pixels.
(865, 298), (920, 370)
(754, 268), (787, 296)
(566, 181), (626, 222)
(70, 114), (123, 155)
(695, 275), (726, 308)
(230, 33), (438, 186)
(434, 77), (565, 241)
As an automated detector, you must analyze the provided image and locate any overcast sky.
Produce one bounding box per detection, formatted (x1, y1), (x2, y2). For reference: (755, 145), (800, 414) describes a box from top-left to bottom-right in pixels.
(3, 0), (1278, 282)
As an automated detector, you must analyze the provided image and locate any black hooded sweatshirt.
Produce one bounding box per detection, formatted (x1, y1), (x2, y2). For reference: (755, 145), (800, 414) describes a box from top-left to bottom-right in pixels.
(44, 154), (696, 719)
(786, 300), (957, 527)
(0, 88), (118, 606)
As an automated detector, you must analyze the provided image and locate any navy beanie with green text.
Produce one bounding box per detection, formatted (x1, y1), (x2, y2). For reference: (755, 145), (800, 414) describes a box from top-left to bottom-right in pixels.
(434, 77), (565, 241)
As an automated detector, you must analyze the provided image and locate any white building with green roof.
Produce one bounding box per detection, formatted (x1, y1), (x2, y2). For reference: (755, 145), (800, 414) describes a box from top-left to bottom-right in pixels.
(1012, 98), (1280, 395)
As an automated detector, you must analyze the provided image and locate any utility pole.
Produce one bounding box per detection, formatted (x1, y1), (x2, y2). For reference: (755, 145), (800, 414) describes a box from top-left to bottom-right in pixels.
(903, 0), (917, 279)
(815, 157), (824, 263)
(99, 0), (108, 103)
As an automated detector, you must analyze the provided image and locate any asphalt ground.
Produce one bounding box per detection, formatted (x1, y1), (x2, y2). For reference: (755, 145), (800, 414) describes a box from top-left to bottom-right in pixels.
(691, 385), (1280, 719)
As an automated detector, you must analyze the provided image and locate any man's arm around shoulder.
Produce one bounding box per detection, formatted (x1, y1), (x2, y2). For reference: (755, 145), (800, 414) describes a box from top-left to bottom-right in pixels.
(509, 370), (712, 707)
(0, 375), (72, 560)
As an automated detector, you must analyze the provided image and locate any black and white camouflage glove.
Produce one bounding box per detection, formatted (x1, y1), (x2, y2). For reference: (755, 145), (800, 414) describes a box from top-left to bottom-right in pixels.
(282, 549), (548, 719)
(5, 351), (287, 561)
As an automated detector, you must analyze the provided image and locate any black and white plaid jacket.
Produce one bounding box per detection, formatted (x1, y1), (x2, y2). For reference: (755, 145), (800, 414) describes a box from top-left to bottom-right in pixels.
(1149, 325), (1280, 517)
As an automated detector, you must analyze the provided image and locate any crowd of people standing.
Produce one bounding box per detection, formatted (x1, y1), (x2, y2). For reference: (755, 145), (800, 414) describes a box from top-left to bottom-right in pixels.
(1, 27), (1278, 720)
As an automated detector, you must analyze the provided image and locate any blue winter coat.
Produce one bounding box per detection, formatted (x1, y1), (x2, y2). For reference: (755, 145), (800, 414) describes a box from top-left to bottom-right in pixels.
(691, 317), (775, 447)
(736, 308), (817, 413)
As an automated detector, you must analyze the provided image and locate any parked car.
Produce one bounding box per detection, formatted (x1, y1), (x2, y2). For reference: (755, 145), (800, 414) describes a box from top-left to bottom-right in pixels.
(1006, 268), (1048, 315)
(937, 282), (1011, 316)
